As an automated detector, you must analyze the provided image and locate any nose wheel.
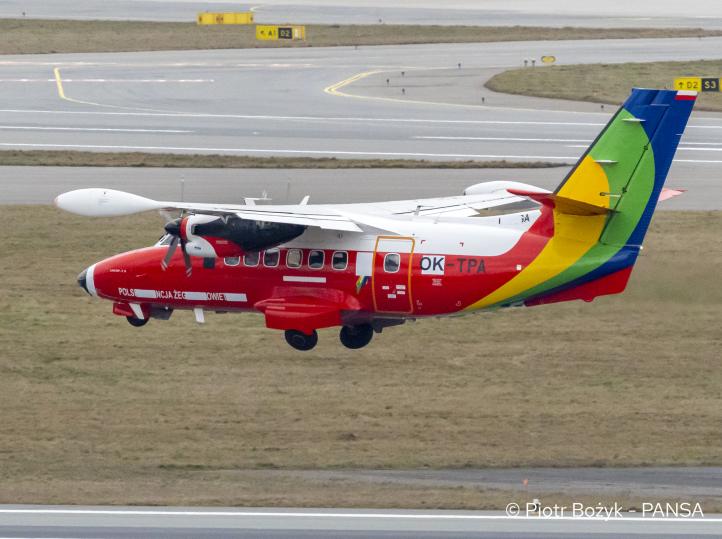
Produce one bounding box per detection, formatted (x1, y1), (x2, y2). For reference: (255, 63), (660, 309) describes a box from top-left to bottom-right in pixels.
(339, 324), (374, 349)
(284, 329), (318, 351)
(126, 316), (149, 327)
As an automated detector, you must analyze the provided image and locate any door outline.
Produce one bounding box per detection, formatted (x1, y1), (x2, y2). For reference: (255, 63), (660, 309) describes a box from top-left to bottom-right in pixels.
(372, 236), (415, 314)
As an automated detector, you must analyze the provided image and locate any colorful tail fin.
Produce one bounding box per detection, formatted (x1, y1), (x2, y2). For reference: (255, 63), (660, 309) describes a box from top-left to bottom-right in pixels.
(526, 88), (697, 305)
(468, 88), (696, 310)
(556, 87), (696, 247)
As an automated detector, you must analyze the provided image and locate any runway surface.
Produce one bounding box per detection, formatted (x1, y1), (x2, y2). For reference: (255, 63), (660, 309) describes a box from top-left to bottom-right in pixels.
(1, 0), (722, 28)
(0, 506), (720, 538)
(3, 165), (720, 210)
(1, 39), (722, 165)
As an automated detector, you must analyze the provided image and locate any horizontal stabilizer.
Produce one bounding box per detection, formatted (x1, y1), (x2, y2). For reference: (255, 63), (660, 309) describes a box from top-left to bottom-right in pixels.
(507, 188), (614, 216)
(659, 187), (686, 202)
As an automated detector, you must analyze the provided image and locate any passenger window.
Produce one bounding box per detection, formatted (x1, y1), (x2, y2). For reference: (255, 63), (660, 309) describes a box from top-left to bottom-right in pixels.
(286, 248), (302, 268)
(264, 249), (280, 267)
(224, 256), (240, 267)
(308, 250), (324, 269)
(332, 251), (348, 270)
(384, 253), (400, 273)
(243, 251), (259, 267)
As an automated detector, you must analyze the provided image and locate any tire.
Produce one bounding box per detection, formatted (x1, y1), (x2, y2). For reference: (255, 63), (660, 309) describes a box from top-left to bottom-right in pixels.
(339, 324), (374, 349)
(126, 316), (149, 327)
(284, 329), (318, 351)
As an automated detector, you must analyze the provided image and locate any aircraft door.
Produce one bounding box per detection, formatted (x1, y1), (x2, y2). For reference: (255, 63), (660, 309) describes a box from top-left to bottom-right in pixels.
(372, 236), (414, 313)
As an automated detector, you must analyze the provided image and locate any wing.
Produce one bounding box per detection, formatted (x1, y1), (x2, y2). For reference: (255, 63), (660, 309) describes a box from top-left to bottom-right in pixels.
(54, 181), (547, 234)
(338, 180), (547, 218)
(54, 188), (363, 232)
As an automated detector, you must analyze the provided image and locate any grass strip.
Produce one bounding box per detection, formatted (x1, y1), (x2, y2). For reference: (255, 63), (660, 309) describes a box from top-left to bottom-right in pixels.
(1, 19), (721, 54)
(486, 59), (722, 111)
(0, 150), (567, 168)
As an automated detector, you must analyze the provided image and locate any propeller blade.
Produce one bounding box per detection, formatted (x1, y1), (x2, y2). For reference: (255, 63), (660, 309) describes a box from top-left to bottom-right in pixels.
(181, 238), (192, 276)
(161, 236), (179, 270)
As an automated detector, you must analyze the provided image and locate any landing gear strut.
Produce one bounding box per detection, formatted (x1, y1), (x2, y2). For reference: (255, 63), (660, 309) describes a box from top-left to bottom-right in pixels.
(284, 329), (318, 351)
(126, 316), (149, 327)
(339, 324), (374, 349)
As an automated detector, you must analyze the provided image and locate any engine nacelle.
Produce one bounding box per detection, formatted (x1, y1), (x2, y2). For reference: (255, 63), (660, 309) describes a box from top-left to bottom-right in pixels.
(181, 214), (306, 258)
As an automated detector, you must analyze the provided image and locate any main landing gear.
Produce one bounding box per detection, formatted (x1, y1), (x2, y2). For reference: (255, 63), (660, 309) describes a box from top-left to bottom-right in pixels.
(284, 325), (375, 351)
(339, 324), (374, 349)
(285, 329), (319, 351)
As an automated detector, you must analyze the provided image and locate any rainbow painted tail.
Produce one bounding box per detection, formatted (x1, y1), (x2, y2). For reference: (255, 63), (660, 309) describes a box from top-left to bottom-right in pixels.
(467, 88), (696, 310)
(526, 88), (696, 305)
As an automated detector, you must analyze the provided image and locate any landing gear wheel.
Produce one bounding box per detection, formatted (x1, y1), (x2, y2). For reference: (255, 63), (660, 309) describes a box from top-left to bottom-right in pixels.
(284, 329), (318, 351)
(339, 324), (374, 349)
(126, 316), (149, 327)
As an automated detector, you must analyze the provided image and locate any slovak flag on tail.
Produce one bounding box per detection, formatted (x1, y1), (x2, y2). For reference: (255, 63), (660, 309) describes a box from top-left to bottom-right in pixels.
(55, 88), (696, 351)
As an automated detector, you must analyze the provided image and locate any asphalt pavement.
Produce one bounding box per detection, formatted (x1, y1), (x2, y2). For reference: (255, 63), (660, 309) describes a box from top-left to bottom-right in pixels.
(3, 165), (719, 210)
(1, 39), (722, 165)
(0, 506), (720, 538)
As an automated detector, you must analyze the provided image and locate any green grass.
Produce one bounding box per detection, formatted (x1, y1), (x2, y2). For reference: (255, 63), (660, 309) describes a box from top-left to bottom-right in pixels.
(1, 19), (721, 54)
(486, 59), (722, 111)
(0, 206), (720, 506)
(0, 150), (566, 169)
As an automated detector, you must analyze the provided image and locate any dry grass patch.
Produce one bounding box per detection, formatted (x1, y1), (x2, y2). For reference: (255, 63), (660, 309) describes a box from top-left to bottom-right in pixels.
(0, 150), (565, 169)
(0, 206), (720, 505)
(0, 19), (720, 54)
(486, 59), (722, 111)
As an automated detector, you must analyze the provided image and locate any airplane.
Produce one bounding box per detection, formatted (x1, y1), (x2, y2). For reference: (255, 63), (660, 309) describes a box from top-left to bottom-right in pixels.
(55, 88), (696, 351)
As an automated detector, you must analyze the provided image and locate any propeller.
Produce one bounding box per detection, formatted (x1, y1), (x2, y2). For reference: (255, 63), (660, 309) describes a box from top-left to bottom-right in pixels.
(161, 217), (192, 276)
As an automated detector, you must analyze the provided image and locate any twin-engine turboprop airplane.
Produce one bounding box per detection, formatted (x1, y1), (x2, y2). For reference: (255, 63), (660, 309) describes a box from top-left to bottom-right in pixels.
(56, 88), (695, 350)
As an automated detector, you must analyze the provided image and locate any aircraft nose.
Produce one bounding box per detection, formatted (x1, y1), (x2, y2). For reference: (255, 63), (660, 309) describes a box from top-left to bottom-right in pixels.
(77, 269), (89, 294)
(77, 264), (97, 297)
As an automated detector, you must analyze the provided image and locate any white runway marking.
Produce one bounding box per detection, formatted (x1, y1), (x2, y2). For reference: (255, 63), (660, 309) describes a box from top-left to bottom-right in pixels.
(675, 159), (722, 163)
(414, 136), (592, 143)
(0, 508), (720, 523)
(0, 78), (213, 83)
(567, 144), (722, 153)
(680, 141), (722, 145)
(0, 108), (608, 126)
(0, 126), (192, 133)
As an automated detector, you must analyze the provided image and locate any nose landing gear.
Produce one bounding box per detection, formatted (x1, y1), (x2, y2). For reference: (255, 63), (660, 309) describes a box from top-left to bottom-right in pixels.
(284, 329), (319, 351)
(339, 324), (374, 349)
(126, 316), (149, 327)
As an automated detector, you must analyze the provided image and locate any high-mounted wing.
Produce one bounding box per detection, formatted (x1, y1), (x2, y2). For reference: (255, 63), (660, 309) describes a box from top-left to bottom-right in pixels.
(54, 181), (546, 235)
(54, 188), (363, 232)
(338, 181), (547, 219)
